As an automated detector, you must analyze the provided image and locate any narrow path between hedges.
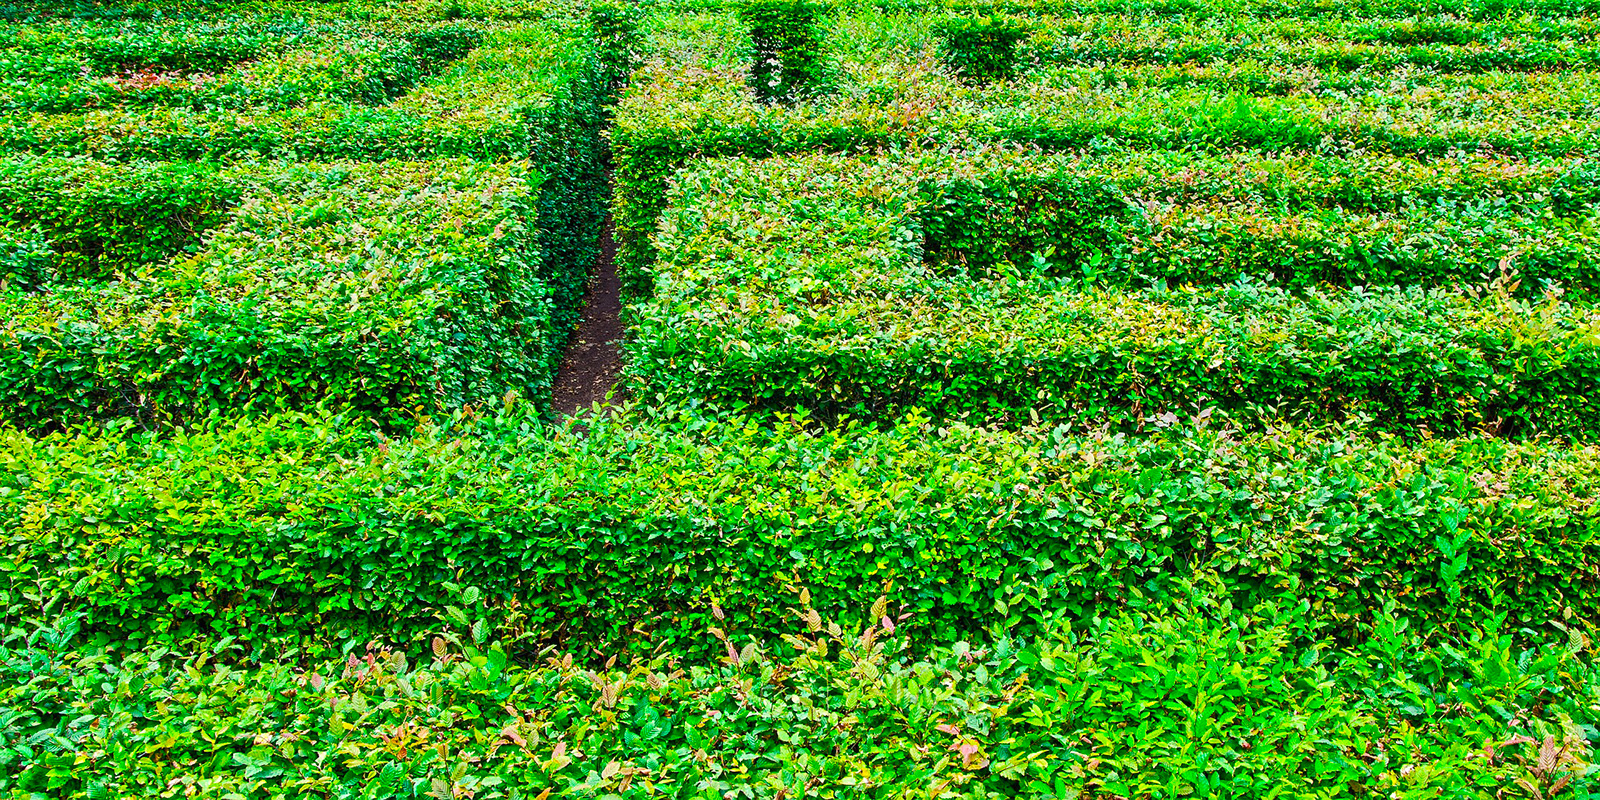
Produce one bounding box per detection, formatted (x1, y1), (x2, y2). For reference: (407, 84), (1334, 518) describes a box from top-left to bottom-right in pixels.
(550, 213), (624, 416)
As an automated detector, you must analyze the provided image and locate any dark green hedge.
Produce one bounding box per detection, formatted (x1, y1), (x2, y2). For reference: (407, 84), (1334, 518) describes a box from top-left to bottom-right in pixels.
(934, 14), (1029, 84)
(5, 407), (1598, 660)
(738, 0), (833, 104)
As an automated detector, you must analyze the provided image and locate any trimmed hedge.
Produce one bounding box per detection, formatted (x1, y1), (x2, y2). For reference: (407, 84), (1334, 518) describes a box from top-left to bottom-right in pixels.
(0, 227), (55, 292)
(1, 20), (486, 115)
(921, 151), (1600, 296)
(738, 0), (833, 104)
(0, 24), (594, 162)
(628, 152), (1600, 435)
(0, 22), (608, 340)
(935, 14), (1029, 84)
(1021, 15), (1600, 72)
(0, 160), (561, 428)
(5, 591), (1598, 798)
(4, 407), (1599, 660)
(0, 156), (242, 282)
(611, 15), (1600, 294)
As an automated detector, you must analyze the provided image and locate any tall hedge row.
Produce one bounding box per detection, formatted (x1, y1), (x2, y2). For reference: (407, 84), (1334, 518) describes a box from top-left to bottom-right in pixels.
(4, 408), (1598, 659)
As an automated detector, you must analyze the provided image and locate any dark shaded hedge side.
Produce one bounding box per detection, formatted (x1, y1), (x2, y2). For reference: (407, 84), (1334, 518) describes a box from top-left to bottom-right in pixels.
(0, 157), (242, 283)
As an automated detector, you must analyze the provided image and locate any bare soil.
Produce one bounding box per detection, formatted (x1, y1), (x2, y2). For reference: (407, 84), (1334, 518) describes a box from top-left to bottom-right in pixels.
(550, 214), (624, 417)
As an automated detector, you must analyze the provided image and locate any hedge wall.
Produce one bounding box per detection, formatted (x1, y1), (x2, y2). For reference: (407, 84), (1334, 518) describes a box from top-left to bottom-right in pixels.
(7, 588), (1598, 798)
(4, 407), (1597, 660)
(626, 152), (1600, 435)
(0, 156), (243, 282)
(0, 160), (559, 428)
(664, 0), (1600, 18)
(610, 11), (1600, 295)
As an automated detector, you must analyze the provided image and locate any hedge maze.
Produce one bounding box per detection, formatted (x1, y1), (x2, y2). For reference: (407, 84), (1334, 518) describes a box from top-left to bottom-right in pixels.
(5, 0), (1600, 797)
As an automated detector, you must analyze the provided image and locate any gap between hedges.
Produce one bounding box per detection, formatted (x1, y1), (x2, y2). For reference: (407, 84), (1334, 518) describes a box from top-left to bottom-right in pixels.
(549, 209), (624, 416)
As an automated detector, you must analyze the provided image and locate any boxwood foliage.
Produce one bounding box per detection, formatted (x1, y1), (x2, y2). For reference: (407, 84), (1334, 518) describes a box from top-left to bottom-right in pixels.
(0, 19), (489, 116)
(0, 227), (56, 292)
(921, 150), (1600, 296)
(4, 406), (1598, 661)
(0, 15), (612, 418)
(628, 151), (1600, 436)
(1, 23), (608, 349)
(667, 0), (1600, 19)
(1018, 14), (1600, 73)
(0, 156), (243, 282)
(0, 24), (594, 163)
(0, 160), (559, 429)
(4, 588), (1598, 798)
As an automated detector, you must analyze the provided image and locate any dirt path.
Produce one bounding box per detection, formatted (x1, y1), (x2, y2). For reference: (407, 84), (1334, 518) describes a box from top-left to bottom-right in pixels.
(550, 214), (624, 416)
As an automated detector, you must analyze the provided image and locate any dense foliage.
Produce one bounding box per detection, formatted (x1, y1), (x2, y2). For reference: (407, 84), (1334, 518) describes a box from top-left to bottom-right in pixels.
(5, 0), (1600, 795)
(6, 408), (1599, 661)
(0, 8), (609, 428)
(934, 15), (1029, 83)
(0, 157), (241, 284)
(630, 153), (1600, 434)
(0, 160), (556, 428)
(736, 0), (832, 104)
(6, 588), (1597, 798)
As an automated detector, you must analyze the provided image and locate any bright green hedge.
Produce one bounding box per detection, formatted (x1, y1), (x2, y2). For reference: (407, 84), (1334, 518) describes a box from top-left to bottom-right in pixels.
(611, 18), (1600, 295)
(0, 24), (593, 162)
(0, 160), (560, 428)
(665, 0), (1600, 15)
(5, 407), (1599, 660)
(5, 590), (1597, 798)
(1, 22), (608, 339)
(920, 150), (1600, 296)
(627, 152), (1600, 435)
(0, 25), (441, 115)
(0, 157), (242, 282)
(0, 14), (611, 414)
(1021, 15), (1600, 72)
